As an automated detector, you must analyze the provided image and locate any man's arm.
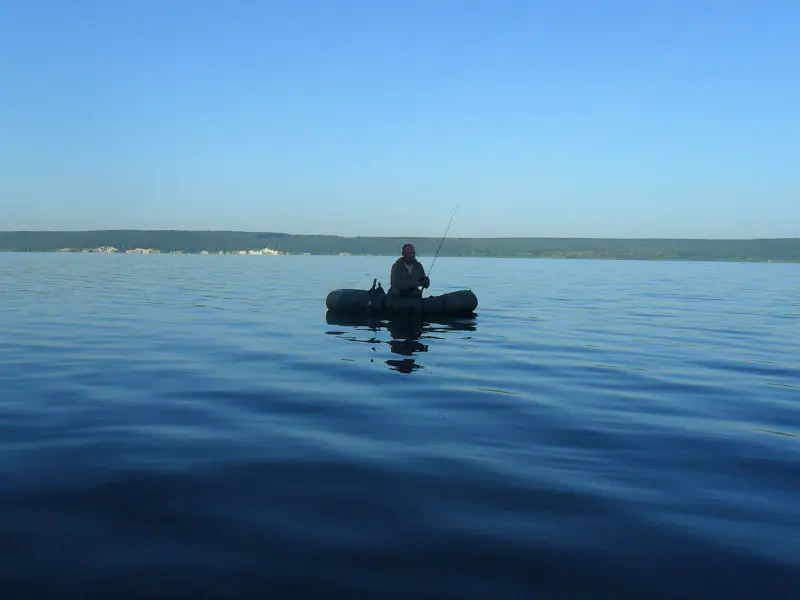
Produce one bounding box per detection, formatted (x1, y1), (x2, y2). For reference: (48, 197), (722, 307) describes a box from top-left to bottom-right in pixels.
(418, 264), (430, 289)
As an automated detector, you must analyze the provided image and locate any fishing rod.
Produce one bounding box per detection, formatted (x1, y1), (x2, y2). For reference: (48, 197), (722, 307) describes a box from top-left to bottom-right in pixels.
(426, 204), (459, 279)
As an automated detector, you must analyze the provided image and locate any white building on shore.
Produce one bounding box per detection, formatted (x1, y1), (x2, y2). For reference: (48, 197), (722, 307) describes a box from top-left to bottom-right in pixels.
(53, 246), (284, 255)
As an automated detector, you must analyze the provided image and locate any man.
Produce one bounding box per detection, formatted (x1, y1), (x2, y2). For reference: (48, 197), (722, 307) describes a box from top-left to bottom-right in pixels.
(388, 243), (430, 297)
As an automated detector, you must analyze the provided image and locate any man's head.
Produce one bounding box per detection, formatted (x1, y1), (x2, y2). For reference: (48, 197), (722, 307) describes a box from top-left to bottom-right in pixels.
(401, 243), (416, 264)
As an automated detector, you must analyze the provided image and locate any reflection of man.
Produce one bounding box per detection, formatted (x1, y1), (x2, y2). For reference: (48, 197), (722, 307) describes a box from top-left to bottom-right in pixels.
(386, 358), (421, 374)
(388, 244), (430, 297)
(386, 318), (424, 342)
(386, 317), (427, 356)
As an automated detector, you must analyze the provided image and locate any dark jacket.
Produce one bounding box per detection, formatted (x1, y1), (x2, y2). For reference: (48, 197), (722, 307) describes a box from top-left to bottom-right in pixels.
(389, 258), (426, 296)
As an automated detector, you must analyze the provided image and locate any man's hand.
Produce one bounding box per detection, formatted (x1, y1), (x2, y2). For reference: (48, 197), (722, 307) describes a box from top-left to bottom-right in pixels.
(419, 276), (430, 289)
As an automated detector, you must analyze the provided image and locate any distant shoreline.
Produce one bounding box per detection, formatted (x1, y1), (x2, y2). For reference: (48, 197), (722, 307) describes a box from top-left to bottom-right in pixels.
(0, 230), (798, 263)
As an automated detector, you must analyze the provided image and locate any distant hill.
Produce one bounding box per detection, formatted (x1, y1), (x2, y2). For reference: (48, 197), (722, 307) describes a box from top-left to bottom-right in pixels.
(0, 230), (798, 262)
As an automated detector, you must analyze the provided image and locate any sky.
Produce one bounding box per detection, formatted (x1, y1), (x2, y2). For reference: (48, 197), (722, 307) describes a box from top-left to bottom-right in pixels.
(1, 0), (798, 238)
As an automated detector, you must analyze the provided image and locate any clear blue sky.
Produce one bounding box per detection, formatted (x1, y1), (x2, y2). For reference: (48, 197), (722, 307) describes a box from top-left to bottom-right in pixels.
(1, 0), (797, 238)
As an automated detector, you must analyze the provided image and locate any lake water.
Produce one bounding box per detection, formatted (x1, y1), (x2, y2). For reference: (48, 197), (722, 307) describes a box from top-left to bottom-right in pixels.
(1, 253), (798, 599)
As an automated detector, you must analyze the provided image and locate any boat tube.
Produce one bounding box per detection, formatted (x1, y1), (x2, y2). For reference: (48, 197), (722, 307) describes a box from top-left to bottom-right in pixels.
(325, 279), (478, 318)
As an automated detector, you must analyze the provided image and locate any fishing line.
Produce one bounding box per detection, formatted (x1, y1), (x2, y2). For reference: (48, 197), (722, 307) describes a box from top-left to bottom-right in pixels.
(427, 204), (459, 279)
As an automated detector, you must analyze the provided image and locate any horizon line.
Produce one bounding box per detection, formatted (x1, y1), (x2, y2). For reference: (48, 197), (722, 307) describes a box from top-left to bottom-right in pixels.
(1, 229), (798, 242)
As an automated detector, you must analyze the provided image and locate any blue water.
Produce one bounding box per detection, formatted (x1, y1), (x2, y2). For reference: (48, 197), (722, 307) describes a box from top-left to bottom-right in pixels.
(1, 253), (798, 599)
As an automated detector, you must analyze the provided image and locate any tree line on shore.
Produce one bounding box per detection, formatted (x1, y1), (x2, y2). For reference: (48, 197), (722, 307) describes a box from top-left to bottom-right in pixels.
(1, 230), (798, 262)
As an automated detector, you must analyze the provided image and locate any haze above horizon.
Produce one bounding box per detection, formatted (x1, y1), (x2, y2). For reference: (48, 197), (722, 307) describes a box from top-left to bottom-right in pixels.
(1, 1), (798, 239)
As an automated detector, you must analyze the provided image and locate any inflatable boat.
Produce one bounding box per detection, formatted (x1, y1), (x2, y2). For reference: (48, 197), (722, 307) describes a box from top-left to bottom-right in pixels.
(325, 280), (478, 318)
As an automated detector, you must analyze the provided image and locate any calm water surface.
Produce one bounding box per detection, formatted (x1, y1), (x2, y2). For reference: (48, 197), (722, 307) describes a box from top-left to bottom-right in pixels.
(1, 253), (798, 599)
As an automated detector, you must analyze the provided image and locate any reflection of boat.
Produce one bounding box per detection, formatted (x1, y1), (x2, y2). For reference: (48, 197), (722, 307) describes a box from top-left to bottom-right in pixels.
(325, 311), (477, 332)
(325, 283), (478, 318)
(325, 310), (477, 374)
